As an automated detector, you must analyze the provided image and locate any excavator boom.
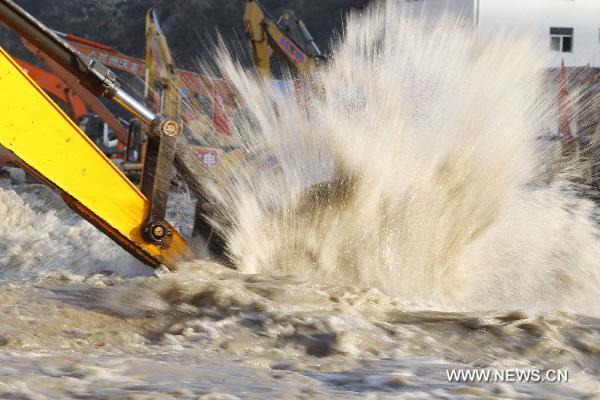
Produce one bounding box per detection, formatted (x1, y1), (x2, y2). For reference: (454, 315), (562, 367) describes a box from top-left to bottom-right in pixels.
(0, 0), (219, 270)
(13, 57), (89, 120)
(0, 47), (193, 267)
(21, 38), (128, 144)
(244, 0), (323, 76)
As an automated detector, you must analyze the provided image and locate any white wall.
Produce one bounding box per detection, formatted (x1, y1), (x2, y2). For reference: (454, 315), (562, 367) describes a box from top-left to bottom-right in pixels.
(478, 0), (600, 67)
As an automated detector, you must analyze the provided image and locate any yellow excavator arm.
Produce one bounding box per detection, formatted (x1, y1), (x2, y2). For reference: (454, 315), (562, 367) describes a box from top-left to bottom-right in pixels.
(0, 46), (194, 268)
(243, 0), (323, 77)
(0, 0), (221, 270)
(145, 8), (182, 118)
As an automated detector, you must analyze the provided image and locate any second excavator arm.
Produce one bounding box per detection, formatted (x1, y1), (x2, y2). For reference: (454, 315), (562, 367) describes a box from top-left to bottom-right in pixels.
(243, 0), (323, 77)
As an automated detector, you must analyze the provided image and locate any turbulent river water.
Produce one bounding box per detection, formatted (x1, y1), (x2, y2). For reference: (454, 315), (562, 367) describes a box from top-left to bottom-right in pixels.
(2, 2), (600, 399)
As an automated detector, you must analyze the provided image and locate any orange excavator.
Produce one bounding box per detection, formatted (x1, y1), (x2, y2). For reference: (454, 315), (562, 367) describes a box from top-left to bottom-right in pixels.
(22, 37), (130, 143)
(55, 19), (236, 168)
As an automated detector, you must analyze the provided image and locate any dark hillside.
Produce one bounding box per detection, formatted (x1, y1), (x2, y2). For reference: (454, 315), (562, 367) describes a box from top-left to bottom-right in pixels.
(0, 0), (371, 69)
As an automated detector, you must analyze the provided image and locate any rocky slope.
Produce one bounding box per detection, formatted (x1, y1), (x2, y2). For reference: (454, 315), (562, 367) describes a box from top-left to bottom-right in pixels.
(1, 0), (370, 68)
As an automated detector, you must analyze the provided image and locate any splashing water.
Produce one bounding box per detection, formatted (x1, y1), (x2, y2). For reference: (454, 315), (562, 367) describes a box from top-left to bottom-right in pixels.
(190, 2), (600, 314)
(2, 2), (600, 398)
(0, 0), (597, 317)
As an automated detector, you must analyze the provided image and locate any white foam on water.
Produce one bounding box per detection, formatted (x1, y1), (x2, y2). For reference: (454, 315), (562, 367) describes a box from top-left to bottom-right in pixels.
(0, 183), (149, 281)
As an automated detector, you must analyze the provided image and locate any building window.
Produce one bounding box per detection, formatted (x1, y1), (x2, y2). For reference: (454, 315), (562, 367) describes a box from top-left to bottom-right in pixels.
(550, 27), (573, 52)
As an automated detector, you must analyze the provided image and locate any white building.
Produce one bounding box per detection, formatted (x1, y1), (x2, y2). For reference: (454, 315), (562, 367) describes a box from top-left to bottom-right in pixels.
(402, 0), (600, 68)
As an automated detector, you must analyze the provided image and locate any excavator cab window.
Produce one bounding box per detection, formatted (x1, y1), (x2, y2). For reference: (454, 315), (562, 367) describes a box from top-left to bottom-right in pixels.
(126, 118), (143, 163)
(78, 113), (121, 157)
